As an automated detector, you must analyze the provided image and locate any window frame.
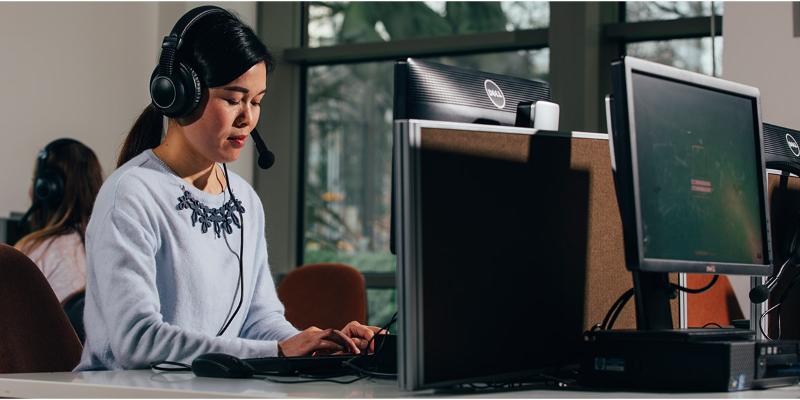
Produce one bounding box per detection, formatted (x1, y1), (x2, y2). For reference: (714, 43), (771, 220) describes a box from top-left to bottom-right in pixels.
(284, 2), (724, 290)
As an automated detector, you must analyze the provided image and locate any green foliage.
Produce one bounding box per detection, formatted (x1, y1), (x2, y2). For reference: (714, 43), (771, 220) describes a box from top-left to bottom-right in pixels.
(303, 249), (395, 272)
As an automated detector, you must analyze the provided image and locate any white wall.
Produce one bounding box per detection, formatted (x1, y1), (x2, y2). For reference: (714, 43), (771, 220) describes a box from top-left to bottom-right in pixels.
(0, 2), (257, 218)
(723, 1), (800, 318)
(724, 2), (800, 129)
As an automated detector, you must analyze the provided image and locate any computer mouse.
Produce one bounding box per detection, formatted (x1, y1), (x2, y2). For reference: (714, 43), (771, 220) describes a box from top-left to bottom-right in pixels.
(191, 352), (255, 379)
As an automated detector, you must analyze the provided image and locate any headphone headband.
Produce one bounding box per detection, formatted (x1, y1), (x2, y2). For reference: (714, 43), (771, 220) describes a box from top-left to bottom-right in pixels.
(169, 6), (229, 51)
(158, 6), (230, 77)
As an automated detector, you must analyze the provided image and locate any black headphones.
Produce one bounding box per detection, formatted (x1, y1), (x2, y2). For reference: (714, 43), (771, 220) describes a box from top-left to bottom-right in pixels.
(34, 138), (82, 207)
(150, 6), (230, 118)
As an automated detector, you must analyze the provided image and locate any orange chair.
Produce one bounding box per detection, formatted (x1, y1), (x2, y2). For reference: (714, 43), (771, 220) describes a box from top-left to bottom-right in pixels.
(277, 263), (367, 330)
(685, 274), (744, 328)
(0, 244), (82, 372)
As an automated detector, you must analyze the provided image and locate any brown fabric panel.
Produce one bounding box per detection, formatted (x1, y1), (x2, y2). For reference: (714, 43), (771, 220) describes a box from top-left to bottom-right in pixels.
(569, 137), (640, 330)
(0, 244), (82, 373)
(420, 129), (661, 331)
(423, 129), (531, 162)
(277, 263), (367, 330)
(766, 173), (800, 338)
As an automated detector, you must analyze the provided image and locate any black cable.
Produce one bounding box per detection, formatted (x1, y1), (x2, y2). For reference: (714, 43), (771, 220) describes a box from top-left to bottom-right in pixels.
(597, 275), (720, 331)
(149, 361), (192, 372)
(760, 302), (781, 340)
(672, 275), (719, 294)
(606, 289), (634, 331)
(761, 270), (800, 340)
(261, 374), (365, 385)
(603, 288), (634, 330)
(702, 322), (723, 329)
(596, 289), (630, 331)
(355, 312), (397, 357)
(342, 312), (398, 378)
(217, 163), (245, 337)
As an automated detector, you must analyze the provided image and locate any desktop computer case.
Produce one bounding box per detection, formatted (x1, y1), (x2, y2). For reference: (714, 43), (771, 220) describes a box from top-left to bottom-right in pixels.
(394, 119), (680, 390)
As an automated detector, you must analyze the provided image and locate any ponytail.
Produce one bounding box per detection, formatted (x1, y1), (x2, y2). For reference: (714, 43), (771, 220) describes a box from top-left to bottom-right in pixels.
(117, 104), (164, 167)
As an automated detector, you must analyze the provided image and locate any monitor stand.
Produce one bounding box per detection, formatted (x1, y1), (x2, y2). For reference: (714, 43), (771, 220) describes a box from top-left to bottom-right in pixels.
(591, 270), (755, 342)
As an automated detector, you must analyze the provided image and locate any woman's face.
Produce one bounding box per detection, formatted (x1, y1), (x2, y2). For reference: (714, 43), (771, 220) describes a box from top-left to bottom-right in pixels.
(181, 61), (267, 164)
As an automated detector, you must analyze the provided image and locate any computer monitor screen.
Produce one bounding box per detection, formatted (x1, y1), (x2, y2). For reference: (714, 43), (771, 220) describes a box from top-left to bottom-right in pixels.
(609, 56), (771, 276)
(633, 72), (765, 265)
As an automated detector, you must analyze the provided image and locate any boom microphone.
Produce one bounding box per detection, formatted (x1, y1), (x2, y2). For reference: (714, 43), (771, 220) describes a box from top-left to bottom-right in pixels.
(250, 128), (274, 170)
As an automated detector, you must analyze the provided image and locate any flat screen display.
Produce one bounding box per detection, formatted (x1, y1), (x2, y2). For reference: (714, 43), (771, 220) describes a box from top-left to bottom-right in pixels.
(632, 71), (767, 265)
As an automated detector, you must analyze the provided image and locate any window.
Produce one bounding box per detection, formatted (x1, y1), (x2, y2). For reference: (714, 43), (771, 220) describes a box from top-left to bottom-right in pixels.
(621, 2), (723, 77)
(302, 2), (550, 325)
(627, 36), (722, 76)
(293, 1), (723, 325)
(625, 1), (722, 22)
(308, 1), (549, 47)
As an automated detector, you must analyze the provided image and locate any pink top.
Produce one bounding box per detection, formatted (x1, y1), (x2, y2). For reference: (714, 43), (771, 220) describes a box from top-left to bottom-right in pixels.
(23, 231), (86, 302)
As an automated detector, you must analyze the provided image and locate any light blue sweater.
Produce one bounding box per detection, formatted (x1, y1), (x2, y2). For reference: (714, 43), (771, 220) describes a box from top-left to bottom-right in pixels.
(75, 150), (299, 371)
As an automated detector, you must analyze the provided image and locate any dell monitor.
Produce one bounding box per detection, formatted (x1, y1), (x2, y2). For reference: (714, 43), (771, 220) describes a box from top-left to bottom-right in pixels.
(390, 58), (552, 255)
(393, 58), (551, 127)
(606, 56), (773, 331)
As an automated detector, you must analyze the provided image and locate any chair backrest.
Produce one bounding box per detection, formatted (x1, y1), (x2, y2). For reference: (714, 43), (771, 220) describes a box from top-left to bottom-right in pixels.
(0, 244), (82, 373)
(277, 263), (367, 330)
(686, 274), (744, 328)
(61, 288), (86, 344)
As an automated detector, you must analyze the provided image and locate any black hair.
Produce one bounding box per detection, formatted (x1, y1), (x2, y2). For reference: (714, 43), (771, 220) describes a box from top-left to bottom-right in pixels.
(117, 9), (273, 168)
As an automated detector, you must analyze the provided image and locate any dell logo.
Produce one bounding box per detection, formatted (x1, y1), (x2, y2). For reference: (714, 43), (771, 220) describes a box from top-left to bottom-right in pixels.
(786, 134), (800, 157)
(484, 79), (506, 109)
(706, 265), (716, 273)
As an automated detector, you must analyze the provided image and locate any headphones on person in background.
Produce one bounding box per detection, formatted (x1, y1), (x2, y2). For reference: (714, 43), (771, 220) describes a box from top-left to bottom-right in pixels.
(33, 138), (82, 207)
(149, 6), (275, 170)
(150, 6), (229, 118)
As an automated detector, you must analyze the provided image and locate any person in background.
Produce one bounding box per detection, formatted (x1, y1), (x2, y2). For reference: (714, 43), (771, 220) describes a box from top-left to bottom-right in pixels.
(15, 138), (103, 303)
(75, 6), (379, 371)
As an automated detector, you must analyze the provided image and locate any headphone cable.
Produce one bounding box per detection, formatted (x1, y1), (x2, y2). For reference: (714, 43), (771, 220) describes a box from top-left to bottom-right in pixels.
(217, 163), (245, 336)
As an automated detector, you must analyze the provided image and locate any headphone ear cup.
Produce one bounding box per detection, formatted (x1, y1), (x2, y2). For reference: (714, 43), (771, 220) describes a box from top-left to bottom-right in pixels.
(150, 66), (176, 114)
(34, 169), (64, 207)
(150, 63), (202, 118)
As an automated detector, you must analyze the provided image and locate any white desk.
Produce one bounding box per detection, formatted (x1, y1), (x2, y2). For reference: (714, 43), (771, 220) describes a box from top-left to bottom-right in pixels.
(1, 371), (800, 398)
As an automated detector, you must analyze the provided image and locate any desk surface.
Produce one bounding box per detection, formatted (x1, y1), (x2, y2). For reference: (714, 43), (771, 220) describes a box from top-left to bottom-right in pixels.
(2, 371), (800, 398)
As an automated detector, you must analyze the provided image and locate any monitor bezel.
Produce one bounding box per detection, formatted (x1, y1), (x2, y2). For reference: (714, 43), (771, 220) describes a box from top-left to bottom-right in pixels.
(621, 56), (773, 276)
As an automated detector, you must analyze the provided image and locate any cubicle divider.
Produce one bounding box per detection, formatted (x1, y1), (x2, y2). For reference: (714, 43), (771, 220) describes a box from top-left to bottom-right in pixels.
(394, 120), (681, 390)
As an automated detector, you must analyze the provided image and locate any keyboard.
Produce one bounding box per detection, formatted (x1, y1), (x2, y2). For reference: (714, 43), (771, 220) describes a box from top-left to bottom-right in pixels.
(243, 334), (397, 376)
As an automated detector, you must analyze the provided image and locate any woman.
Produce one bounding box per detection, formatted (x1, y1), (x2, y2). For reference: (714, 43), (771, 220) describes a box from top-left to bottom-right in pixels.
(76, 7), (378, 371)
(16, 138), (103, 303)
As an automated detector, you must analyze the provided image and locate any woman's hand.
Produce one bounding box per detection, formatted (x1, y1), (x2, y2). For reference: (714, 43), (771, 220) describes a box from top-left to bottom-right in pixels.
(341, 320), (386, 353)
(278, 326), (360, 357)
